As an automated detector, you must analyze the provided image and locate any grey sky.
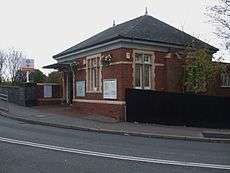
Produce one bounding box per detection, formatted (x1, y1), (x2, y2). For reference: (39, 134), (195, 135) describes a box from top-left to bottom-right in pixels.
(0, 0), (228, 74)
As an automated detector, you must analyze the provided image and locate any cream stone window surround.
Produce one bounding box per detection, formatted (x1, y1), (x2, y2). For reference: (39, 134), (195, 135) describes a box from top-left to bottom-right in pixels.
(132, 50), (155, 90)
(86, 54), (102, 93)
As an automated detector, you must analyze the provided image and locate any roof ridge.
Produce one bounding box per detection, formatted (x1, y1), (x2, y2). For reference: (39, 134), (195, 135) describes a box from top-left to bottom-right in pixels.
(120, 15), (146, 37)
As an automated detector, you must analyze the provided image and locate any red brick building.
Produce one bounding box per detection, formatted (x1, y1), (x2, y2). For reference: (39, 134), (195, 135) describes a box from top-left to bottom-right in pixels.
(44, 14), (230, 120)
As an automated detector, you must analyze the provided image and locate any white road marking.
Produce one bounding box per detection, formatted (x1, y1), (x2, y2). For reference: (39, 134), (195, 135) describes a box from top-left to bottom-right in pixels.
(0, 136), (229, 170)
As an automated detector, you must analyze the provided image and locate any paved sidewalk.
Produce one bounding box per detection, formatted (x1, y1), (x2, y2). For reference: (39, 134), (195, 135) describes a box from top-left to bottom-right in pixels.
(0, 103), (230, 143)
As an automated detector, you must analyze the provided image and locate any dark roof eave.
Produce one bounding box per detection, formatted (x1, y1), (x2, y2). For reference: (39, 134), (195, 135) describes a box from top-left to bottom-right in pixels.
(123, 37), (219, 52)
(43, 63), (70, 69)
(53, 37), (219, 59)
(53, 35), (124, 59)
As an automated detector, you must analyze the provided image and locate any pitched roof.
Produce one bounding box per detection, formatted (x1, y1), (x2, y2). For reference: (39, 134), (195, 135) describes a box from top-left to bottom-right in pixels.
(54, 15), (218, 58)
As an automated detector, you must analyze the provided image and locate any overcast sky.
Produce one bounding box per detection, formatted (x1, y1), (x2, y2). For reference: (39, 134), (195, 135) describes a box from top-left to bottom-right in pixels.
(0, 0), (228, 74)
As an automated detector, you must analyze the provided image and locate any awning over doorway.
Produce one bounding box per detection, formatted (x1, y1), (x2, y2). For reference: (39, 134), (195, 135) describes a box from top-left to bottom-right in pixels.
(43, 63), (70, 70)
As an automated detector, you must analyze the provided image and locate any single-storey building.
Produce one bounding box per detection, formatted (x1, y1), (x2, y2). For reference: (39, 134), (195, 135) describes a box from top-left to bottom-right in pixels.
(44, 14), (230, 120)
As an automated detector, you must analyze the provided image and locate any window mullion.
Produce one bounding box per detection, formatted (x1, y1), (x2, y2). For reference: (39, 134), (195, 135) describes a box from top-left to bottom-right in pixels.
(90, 59), (92, 91)
(141, 54), (144, 89)
(141, 64), (144, 89)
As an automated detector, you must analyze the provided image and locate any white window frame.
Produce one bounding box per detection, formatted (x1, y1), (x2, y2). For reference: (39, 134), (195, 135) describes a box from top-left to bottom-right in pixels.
(221, 73), (230, 87)
(86, 54), (102, 93)
(133, 50), (154, 90)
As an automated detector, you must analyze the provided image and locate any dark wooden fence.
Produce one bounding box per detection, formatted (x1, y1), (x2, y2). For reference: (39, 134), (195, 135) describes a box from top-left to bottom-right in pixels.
(126, 89), (230, 129)
(0, 88), (9, 111)
(0, 83), (37, 107)
(0, 83), (62, 107)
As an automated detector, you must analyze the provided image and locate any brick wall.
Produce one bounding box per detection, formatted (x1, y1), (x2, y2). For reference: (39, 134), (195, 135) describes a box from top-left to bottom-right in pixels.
(165, 53), (183, 92)
(73, 48), (131, 119)
(155, 52), (168, 91)
(154, 52), (184, 92)
(61, 48), (230, 120)
(72, 101), (125, 120)
(36, 84), (63, 105)
(207, 66), (230, 97)
(71, 48), (186, 120)
(74, 48), (133, 100)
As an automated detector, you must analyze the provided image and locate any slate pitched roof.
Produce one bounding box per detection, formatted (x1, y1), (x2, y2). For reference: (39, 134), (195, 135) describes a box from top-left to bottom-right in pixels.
(54, 15), (218, 58)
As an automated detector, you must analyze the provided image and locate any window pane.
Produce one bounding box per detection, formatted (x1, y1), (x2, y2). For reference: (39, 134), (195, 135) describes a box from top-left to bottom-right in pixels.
(90, 68), (93, 90)
(98, 67), (100, 87)
(93, 68), (97, 89)
(87, 60), (90, 68)
(224, 75), (227, 86)
(90, 59), (93, 67)
(227, 74), (230, 86)
(86, 57), (101, 92)
(221, 73), (230, 86)
(144, 65), (150, 87)
(221, 74), (224, 86)
(87, 67), (91, 91)
(144, 54), (151, 63)
(223, 74), (226, 86)
(227, 74), (229, 86)
(135, 53), (142, 63)
(93, 58), (97, 67)
(97, 57), (101, 66)
(135, 64), (141, 87)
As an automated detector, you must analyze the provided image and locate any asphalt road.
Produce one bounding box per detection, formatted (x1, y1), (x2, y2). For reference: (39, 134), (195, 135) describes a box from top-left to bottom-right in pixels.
(0, 116), (229, 173)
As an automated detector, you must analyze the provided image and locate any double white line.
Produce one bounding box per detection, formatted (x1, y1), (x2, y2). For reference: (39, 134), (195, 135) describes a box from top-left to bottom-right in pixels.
(0, 136), (229, 170)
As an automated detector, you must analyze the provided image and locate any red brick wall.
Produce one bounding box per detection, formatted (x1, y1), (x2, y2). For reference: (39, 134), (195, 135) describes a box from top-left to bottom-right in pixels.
(74, 48), (133, 101)
(215, 87), (230, 97)
(155, 52), (168, 91)
(166, 53), (184, 92)
(36, 84), (62, 99)
(72, 101), (125, 120)
(36, 84), (63, 105)
(74, 49), (186, 102)
(63, 48), (230, 120)
(71, 48), (188, 120)
(73, 48), (131, 119)
(207, 66), (230, 97)
(154, 52), (184, 92)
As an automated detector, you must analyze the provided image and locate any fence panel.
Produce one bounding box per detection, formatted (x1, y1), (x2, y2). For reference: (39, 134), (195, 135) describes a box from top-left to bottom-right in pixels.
(0, 90), (9, 112)
(126, 89), (230, 129)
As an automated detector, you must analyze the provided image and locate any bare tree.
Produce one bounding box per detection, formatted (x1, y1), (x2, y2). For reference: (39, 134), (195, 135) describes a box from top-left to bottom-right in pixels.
(0, 50), (6, 83)
(206, 0), (230, 49)
(6, 48), (24, 83)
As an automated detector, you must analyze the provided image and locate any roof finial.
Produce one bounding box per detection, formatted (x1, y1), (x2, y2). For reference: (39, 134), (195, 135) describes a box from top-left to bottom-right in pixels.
(113, 20), (116, 27)
(145, 7), (148, 15)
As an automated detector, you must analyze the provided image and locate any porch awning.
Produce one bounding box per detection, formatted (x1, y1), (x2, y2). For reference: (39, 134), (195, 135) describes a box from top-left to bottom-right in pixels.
(43, 63), (70, 70)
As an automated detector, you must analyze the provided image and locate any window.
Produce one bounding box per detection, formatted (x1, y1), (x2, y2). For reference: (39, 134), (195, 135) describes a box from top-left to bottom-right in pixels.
(86, 56), (101, 92)
(221, 73), (230, 87)
(134, 53), (152, 89)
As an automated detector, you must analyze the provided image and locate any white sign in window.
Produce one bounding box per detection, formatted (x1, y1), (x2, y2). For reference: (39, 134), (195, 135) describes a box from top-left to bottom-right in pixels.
(103, 79), (117, 99)
(76, 81), (85, 97)
(44, 85), (52, 98)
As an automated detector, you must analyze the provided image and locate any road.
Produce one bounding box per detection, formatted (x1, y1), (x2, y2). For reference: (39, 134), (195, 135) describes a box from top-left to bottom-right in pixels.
(0, 116), (229, 173)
